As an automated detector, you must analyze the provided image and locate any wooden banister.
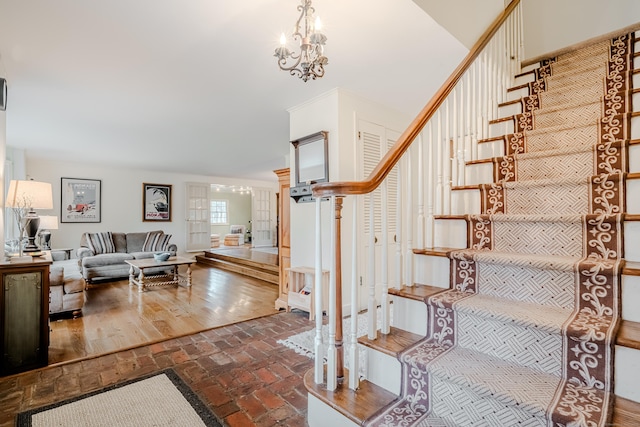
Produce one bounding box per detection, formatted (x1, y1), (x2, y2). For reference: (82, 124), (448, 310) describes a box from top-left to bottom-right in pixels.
(312, 0), (521, 199)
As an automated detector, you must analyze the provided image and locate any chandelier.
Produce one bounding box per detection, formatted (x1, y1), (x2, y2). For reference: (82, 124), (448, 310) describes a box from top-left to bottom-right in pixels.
(274, 0), (327, 82)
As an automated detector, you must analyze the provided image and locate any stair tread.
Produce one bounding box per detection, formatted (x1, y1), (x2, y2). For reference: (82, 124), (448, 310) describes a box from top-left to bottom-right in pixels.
(421, 343), (606, 417)
(448, 291), (572, 333)
(304, 368), (398, 425)
(412, 247), (456, 257)
(358, 326), (424, 356)
(612, 396), (640, 425)
(492, 140), (627, 162)
(451, 249), (615, 272)
(389, 283), (446, 300)
(617, 320), (640, 351)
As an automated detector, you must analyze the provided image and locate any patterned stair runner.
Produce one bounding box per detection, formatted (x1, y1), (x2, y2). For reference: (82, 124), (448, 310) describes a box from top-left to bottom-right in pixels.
(365, 33), (633, 427)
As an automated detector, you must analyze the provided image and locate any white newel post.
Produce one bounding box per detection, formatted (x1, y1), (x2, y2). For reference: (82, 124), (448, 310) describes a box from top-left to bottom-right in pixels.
(327, 196), (337, 391)
(314, 197), (324, 384)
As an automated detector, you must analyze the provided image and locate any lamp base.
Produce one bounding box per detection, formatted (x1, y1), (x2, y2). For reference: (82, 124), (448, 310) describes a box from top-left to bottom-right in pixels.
(22, 212), (41, 253)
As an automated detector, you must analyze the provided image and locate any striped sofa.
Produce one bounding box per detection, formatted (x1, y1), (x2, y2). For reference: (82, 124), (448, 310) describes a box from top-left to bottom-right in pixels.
(77, 231), (177, 283)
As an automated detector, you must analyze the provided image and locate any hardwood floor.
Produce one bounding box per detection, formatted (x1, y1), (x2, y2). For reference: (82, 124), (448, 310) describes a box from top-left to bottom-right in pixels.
(48, 264), (279, 365)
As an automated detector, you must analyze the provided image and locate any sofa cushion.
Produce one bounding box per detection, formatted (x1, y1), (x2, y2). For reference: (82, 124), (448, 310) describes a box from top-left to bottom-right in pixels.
(142, 232), (172, 251)
(82, 252), (134, 268)
(50, 266), (65, 287)
(112, 232), (128, 253)
(63, 275), (85, 294)
(126, 232), (154, 253)
(85, 232), (116, 254)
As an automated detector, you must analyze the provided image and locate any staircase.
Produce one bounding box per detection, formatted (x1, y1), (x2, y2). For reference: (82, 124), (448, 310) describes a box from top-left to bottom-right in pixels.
(305, 8), (640, 427)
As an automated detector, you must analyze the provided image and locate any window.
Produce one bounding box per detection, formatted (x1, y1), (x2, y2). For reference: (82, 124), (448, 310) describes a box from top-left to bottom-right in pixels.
(210, 199), (228, 224)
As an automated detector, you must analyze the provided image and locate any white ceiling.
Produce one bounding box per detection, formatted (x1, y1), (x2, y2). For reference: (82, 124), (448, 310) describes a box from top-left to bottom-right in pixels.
(0, 0), (467, 181)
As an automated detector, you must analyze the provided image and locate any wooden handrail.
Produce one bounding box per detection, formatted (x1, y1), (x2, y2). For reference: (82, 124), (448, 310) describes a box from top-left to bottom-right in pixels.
(312, 0), (520, 198)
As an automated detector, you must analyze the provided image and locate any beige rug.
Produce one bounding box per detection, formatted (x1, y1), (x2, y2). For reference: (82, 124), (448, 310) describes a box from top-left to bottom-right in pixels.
(17, 369), (221, 427)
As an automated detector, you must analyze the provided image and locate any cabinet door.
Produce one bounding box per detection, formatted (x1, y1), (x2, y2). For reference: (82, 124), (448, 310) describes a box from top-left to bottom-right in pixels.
(280, 248), (291, 297)
(3, 271), (43, 373)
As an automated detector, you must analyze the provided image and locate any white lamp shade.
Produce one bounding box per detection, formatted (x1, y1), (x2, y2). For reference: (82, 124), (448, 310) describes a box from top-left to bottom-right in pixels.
(38, 215), (59, 230)
(5, 180), (53, 209)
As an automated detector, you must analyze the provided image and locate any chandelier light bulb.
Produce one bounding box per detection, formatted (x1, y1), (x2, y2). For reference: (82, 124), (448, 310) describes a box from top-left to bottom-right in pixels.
(314, 16), (322, 32)
(280, 33), (287, 46)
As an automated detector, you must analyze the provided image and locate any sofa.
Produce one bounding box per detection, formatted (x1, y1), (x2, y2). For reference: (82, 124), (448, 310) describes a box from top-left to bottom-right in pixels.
(77, 231), (177, 283)
(49, 258), (86, 317)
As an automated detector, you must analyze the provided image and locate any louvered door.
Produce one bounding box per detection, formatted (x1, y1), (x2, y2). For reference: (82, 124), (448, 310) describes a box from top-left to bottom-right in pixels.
(357, 119), (400, 310)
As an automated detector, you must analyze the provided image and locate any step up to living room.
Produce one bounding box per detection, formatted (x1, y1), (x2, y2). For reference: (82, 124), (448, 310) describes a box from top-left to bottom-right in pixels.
(302, 1), (640, 426)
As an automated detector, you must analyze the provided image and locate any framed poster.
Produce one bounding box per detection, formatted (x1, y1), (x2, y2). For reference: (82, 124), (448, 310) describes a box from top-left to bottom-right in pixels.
(143, 183), (172, 221)
(61, 178), (101, 223)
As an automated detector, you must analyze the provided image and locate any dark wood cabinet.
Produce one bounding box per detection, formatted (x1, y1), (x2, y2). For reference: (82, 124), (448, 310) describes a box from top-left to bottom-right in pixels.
(0, 259), (51, 376)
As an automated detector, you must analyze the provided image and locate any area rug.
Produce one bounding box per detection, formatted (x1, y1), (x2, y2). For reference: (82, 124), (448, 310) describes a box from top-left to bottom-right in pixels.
(16, 369), (222, 427)
(277, 308), (386, 376)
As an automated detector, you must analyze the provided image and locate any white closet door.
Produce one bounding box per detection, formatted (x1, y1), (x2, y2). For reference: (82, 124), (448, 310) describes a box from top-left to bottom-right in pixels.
(185, 182), (210, 252)
(358, 119), (400, 309)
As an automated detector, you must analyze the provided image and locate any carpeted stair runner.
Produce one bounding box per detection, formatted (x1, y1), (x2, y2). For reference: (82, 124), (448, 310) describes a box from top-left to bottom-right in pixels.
(365, 33), (633, 427)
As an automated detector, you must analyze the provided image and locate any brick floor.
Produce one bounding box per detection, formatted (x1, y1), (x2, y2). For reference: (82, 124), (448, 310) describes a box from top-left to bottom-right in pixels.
(0, 311), (315, 427)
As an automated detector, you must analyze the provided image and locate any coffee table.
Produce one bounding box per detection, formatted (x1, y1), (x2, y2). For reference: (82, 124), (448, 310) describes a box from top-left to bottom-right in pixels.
(125, 257), (195, 292)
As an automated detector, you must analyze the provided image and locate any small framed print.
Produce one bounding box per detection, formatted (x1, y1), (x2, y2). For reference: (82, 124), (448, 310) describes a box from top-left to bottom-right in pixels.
(61, 178), (101, 223)
(143, 183), (172, 222)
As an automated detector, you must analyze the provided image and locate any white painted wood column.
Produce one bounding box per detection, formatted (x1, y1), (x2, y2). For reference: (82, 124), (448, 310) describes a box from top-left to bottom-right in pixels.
(314, 197), (324, 384)
(327, 196), (338, 391)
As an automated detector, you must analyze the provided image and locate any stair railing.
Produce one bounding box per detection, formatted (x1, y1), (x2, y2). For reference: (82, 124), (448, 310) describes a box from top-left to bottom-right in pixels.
(312, 0), (523, 391)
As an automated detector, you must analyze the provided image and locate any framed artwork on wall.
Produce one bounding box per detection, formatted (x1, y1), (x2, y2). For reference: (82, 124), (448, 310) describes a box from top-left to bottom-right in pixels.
(143, 183), (172, 222)
(61, 177), (101, 223)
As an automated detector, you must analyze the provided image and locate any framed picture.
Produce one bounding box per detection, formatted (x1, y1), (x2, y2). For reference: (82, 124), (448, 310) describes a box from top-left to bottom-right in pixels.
(143, 183), (172, 221)
(61, 178), (101, 223)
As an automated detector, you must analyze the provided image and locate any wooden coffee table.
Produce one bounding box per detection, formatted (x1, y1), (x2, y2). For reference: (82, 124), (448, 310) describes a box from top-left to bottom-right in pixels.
(125, 257), (195, 292)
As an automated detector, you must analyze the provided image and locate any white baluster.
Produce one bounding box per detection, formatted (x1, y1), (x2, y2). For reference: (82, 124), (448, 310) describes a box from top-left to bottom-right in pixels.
(349, 197), (359, 390)
(381, 176), (390, 334)
(395, 157), (403, 287)
(417, 134), (425, 249)
(451, 88), (458, 190)
(426, 122), (434, 248)
(405, 146), (413, 287)
(436, 108), (444, 216)
(367, 192), (377, 340)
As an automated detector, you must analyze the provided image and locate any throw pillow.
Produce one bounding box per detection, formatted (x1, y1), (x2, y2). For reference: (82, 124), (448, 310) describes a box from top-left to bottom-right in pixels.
(157, 234), (172, 251)
(86, 232), (116, 255)
(142, 231), (172, 252)
(142, 231), (164, 252)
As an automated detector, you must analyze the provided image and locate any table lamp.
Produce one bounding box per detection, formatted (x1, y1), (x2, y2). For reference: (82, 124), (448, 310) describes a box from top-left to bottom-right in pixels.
(5, 180), (54, 254)
(38, 215), (59, 250)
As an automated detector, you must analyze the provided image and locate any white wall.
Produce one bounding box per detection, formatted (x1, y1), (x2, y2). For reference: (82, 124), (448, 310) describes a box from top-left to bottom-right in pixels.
(412, 0), (507, 49)
(288, 88), (412, 310)
(289, 89), (339, 271)
(522, 0), (640, 60)
(24, 156), (277, 257)
(210, 190), (251, 237)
